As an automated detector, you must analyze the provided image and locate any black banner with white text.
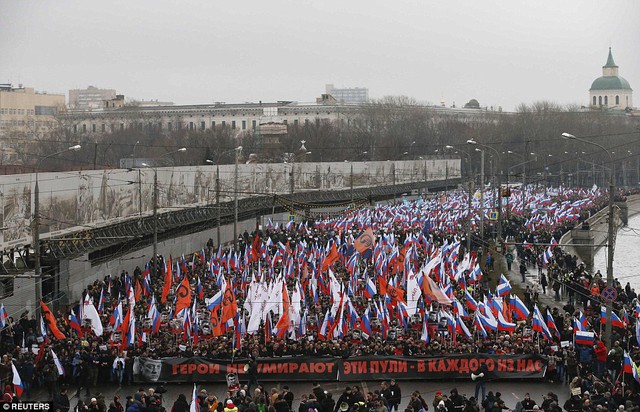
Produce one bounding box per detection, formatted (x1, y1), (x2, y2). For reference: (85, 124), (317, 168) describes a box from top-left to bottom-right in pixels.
(133, 354), (546, 383)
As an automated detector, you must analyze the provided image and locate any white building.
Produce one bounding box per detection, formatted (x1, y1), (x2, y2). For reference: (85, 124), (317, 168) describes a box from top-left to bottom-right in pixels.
(589, 48), (633, 110)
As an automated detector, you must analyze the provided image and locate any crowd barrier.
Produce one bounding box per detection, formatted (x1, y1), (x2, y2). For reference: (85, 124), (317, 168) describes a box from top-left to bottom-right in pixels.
(133, 354), (547, 383)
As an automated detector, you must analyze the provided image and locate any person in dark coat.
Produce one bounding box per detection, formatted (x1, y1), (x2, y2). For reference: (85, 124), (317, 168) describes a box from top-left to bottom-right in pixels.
(172, 394), (190, 412)
(53, 388), (71, 412)
(334, 388), (354, 412)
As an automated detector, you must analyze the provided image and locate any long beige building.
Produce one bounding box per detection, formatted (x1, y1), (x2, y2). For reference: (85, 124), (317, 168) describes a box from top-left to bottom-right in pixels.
(0, 84), (65, 137)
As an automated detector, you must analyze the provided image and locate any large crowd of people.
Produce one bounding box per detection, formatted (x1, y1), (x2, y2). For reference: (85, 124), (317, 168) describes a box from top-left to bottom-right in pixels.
(1, 185), (640, 411)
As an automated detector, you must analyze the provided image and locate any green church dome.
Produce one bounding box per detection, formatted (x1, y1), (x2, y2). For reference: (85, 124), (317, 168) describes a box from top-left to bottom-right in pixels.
(590, 76), (632, 91)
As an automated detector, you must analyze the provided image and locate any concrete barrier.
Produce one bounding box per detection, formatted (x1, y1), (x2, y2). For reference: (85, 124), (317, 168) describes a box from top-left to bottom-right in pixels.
(560, 194), (640, 272)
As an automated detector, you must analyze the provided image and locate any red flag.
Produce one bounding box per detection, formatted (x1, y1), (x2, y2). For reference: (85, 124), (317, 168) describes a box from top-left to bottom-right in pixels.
(220, 281), (238, 325)
(40, 301), (65, 340)
(274, 284), (291, 339)
(354, 228), (375, 254)
(134, 281), (143, 302)
(174, 276), (192, 317)
(251, 234), (261, 262)
(378, 274), (388, 297)
(321, 242), (340, 273)
(387, 285), (406, 308)
(161, 256), (173, 304)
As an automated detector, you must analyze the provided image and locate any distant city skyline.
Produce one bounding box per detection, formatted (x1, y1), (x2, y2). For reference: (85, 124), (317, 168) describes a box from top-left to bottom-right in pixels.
(1, 0), (638, 111)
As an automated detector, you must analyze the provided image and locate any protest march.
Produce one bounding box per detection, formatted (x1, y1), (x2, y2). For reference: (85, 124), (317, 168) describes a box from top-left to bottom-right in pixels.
(2, 184), (640, 412)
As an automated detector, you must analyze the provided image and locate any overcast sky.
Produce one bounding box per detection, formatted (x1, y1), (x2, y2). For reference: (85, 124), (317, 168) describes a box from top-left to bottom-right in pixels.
(1, 0), (638, 111)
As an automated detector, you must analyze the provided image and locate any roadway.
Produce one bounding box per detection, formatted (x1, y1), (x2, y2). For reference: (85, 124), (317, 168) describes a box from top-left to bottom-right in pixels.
(29, 379), (569, 408)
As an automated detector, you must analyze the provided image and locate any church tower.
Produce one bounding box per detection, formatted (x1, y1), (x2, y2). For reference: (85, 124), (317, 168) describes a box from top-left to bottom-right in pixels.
(589, 48), (633, 110)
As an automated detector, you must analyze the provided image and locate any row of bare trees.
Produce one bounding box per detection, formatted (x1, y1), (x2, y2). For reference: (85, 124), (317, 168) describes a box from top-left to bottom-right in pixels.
(4, 98), (640, 186)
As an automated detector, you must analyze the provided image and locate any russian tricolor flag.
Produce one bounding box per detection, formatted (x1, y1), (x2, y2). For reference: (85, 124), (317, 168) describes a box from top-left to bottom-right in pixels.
(51, 349), (65, 376)
(360, 307), (373, 336)
(496, 274), (511, 297)
(206, 290), (223, 312)
(364, 277), (377, 299)
(624, 351), (634, 374)
(546, 310), (561, 341)
(69, 309), (83, 337)
(0, 304), (8, 328)
(497, 311), (516, 332)
(465, 290), (478, 312)
(510, 294), (530, 321)
(420, 317), (430, 344)
(600, 306), (626, 328)
(11, 362), (23, 397)
(574, 330), (595, 346)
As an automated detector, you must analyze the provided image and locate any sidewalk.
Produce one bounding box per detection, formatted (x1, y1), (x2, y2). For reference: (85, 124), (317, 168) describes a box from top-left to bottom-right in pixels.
(499, 241), (566, 312)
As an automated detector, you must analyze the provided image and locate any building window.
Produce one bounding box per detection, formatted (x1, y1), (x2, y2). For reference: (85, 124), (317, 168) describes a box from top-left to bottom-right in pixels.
(252, 120), (256, 130)
(201, 121), (205, 130)
(120, 123), (125, 131)
(294, 119), (298, 126)
(231, 121), (236, 129)
(73, 125), (77, 133)
(616, 96), (620, 105)
(593, 96), (597, 106)
(304, 119), (309, 126)
(315, 118), (320, 127)
(82, 124), (87, 133)
(35, 106), (57, 116)
(101, 124), (106, 132)
(598, 96), (602, 105)
(604, 96), (608, 105)
(222, 121), (226, 128)
(242, 120), (246, 130)
(212, 121), (215, 128)
(189, 121), (194, 130)
(168, 122), (173, 131)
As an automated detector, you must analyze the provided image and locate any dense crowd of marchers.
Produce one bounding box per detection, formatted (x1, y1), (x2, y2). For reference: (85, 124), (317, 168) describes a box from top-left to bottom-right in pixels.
(2, 186), (640, 412)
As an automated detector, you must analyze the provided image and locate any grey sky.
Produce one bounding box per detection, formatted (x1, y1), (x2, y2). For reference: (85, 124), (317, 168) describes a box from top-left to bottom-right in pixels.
(1, 0), (638, 111)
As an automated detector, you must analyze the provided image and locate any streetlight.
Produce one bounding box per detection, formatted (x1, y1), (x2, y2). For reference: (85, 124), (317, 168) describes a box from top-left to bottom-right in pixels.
(468, 139), (503, 244)
(445, 145), (473, 253)
(233, 146), (243, 251)
(33, 144), (81, 319)
(562, 132), (615, 349)
(132, 140), (140, 168)
(142, 147), (187, 279)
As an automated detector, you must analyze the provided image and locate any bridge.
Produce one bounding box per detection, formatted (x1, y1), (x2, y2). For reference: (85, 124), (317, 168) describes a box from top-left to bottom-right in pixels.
(0, 158), (460, 316)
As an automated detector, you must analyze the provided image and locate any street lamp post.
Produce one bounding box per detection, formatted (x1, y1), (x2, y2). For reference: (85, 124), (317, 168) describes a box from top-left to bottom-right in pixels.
(233, 146), (243, 251)
(133, 140), (140, 168)
(33, 144), (81, 319)
(445, 145), (473, 253)
(468, 139), (503, 243)
(142, 147), (187, 279)
(562, 132), (616, 349)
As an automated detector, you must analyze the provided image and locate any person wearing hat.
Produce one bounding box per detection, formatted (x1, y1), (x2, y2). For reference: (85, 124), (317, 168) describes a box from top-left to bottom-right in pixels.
(171, 394), (190, 412)
(447, 389), (465, 412)
(335, 387), (354, 412)
(225, 400), (239, 412)
(145, 397), (161, 412)
(88, 398), (100, 412)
